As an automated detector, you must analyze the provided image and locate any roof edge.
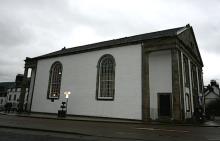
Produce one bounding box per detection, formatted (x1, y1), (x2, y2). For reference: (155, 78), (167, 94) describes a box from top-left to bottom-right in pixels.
(29, 25), (186, 60)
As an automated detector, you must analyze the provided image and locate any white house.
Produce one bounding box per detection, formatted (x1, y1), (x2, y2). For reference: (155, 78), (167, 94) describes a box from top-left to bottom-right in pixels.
(0, 82), (15, 110)
(6, 87), (29, 111)
(21, 24), (204, 121)
(204, 80), (220, 106)
(0, 74), (30, 111)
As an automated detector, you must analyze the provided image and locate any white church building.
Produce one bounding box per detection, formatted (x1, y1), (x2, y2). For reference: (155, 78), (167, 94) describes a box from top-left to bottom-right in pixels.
(20, 24), (204, 121)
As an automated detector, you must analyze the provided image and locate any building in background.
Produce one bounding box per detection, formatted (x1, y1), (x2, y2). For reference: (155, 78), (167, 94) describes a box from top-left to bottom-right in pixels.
(22, 24), (204, 121)
(0, 82), (15, 110)
(204, 80), (220, 106)
(0, 74), (30, 111)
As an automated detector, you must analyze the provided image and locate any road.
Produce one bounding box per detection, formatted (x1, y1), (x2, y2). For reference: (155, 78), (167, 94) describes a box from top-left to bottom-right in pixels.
(1, 126), (220, 141)
(0, 128), (94, 141)
(0, 114), (220, 141)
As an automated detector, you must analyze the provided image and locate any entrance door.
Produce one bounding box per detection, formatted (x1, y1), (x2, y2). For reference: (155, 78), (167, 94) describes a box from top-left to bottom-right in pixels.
(158, 93), (171, 117)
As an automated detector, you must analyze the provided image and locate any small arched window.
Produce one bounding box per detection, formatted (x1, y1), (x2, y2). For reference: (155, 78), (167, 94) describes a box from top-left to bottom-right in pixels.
(47, 61), (62, 99)
(96, 54), (115, 100)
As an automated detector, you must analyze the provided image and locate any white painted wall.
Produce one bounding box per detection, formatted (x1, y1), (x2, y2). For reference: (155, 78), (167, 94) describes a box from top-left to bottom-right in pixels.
(31, 44), (142, 120)
(206, 92), (220, 99)
(205, 91), (219, 105)
(148, 50), (172, 120)
(0, 97), (6, 110)
(212, 86), (220, 96)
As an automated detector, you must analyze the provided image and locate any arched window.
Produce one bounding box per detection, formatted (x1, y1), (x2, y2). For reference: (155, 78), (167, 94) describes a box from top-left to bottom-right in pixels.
(96, 54), (115, 100)
(47, 61), (62, 99)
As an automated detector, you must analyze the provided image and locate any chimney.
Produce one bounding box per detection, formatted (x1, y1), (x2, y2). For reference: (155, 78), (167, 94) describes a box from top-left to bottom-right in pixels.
(210, 80), (219, 87)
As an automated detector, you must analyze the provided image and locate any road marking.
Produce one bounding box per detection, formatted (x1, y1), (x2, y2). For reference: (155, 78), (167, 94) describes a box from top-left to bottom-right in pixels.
(136, 127), (189, 133)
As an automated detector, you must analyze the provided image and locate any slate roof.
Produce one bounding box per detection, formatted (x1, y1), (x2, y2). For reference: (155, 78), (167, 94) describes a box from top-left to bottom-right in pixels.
(204, 85), (220, 97)
(34, 26), (185, 60)
(0, 82), (16, 89)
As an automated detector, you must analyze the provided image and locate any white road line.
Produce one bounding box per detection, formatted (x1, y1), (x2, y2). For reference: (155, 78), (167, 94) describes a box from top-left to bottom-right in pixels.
(136, 127), (189, 133)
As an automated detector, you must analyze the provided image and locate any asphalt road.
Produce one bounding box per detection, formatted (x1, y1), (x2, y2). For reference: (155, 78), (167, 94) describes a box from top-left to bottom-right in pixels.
(1, 127), (220, 141)
(0, 128), (146, 141)
(0, 128), (91, 141)
(0, 114), (220, 141)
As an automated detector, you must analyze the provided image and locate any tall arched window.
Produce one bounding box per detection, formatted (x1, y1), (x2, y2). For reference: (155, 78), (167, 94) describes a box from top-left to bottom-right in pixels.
(96, 54), (115, 100)
(47, 61), (62, 99)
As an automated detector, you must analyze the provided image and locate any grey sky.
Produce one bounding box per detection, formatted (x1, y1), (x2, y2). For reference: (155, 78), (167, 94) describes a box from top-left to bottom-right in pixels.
(0, 0), (220, 84)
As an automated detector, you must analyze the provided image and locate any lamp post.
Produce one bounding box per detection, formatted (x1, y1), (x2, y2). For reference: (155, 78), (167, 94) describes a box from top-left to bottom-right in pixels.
(64, 91), (71, 114)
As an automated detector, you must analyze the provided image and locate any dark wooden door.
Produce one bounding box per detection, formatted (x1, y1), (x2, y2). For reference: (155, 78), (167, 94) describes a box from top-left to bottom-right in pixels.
(158, 93), (171, 117)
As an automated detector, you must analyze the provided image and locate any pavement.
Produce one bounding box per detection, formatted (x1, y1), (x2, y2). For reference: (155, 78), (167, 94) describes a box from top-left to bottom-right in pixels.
(0, 112), (220, 141)
(1, 111), (142, 123)
(1, 111), (220, 127)
(203, 116), (220, 127)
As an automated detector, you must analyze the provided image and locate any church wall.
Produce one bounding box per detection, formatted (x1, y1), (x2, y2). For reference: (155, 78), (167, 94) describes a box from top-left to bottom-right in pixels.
(31, 44), (142, 120)
(148, 50), (172, 120)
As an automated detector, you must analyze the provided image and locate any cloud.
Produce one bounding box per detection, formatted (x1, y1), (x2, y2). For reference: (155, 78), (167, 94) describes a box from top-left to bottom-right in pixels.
(0, 19), (32, 47)
(0, 0), (220, 84)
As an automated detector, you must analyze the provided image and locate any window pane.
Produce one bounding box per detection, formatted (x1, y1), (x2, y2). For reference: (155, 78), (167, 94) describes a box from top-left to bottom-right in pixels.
(48, 62), (62, 99)
(98, 55), (115, 99)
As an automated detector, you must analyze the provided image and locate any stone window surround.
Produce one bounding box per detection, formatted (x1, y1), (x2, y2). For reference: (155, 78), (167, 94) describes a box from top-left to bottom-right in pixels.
(96, 54), (116, 101)
(47, 61), (63, 100)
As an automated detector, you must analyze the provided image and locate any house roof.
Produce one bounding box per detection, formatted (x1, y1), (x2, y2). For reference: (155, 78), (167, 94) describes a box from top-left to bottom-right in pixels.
(205, 91), (220, 98)
(204, 85), (220, 97)
(33, 26), (186, 60)
(0, 82), (16, 89)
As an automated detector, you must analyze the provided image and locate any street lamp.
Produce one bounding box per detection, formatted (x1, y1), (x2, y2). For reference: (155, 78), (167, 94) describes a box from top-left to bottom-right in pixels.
(64, 91), (71, 114)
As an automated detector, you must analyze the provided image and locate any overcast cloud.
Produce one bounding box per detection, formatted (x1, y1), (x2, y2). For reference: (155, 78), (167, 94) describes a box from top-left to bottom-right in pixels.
(0, 0), (220, 84)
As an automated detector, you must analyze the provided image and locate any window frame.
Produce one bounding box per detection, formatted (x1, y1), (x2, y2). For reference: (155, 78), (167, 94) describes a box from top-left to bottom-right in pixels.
(96, 54), (116, 101)
(185, 93), (191, 112)
(198, 69), (203, 93)
(9, 95), (11, 101)
(191, 63), (198, 92)
(47, 61), (63, 100)
(13, 95), (16, 101)
(183, 55), (190, 87)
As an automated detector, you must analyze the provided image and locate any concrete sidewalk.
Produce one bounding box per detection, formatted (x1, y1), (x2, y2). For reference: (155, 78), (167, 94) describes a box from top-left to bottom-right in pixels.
(0, 111), (142, 123)
(1, 111), (220, 127)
